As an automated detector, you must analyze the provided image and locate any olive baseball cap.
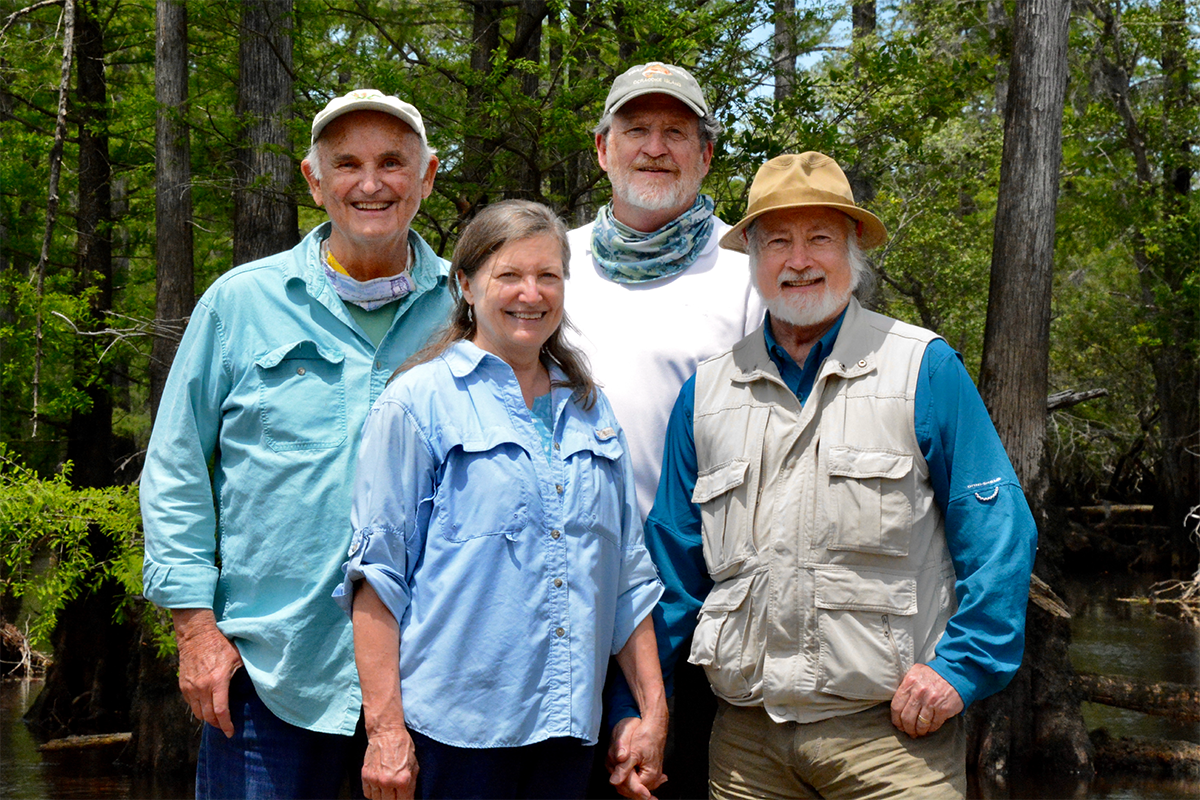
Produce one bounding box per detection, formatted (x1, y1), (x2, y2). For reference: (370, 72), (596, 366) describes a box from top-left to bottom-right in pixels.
(720, 152), (888, 252)
(603, 62), (708, 117)
(310, 89), (427, 146)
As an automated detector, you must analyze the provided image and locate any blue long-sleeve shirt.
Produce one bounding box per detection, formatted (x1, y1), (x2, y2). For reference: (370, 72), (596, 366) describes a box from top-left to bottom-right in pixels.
(334, 341), (663, 747)
(611, 311), (1037, 720)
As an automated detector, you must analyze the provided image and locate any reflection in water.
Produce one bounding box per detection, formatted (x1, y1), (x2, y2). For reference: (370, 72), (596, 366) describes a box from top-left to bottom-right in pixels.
(0, 679), (193, 800)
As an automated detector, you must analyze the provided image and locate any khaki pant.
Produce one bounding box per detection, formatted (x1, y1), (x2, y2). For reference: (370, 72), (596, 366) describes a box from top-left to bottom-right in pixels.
(708, 701), (965, 800)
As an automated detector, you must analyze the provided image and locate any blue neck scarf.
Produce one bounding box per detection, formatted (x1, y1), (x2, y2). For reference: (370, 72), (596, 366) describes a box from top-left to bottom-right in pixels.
(591, 195), (715, 284)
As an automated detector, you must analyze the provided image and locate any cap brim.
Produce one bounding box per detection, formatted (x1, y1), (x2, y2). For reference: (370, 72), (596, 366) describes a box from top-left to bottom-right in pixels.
(719, 202), (888, 253)
(312, 101), (423, 145)
(608, 88), (707, 118)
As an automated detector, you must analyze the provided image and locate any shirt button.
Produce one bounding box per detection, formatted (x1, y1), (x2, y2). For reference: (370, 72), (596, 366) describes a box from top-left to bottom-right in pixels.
(375, 360), (382, 370)
(554, 578), (563, 588)
(858, 359), (867, 367)
(556, 484), (564, 494)
(553, 442), (560, 451)
(297, 367), (306, 376)
(555, 627), (565, 637)
(550, 530), (560, 540)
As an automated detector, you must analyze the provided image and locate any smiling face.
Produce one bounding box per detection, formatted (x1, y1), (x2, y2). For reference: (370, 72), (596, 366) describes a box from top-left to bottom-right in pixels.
(750, 206), (857, 333)
(460, 234), (566, 369)
(301, 110), (437, 278)
(597, 94), (713, 232)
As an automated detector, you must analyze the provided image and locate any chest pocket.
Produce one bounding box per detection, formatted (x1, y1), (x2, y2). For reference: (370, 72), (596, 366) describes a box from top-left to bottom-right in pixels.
(692, 459), (752, 581)
(563, 429), (624, 548)
(435, 434), (531, 542)
(825, 446), (913, 556)
(254, 340), (347, 452)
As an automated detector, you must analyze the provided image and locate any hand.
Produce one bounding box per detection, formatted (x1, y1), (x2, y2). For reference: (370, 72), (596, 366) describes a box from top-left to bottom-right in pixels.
(607, 716), (668, 800)
(361, 728), (418, 800)
(172, 608), (243, 738)
(890, 663), (964, 738)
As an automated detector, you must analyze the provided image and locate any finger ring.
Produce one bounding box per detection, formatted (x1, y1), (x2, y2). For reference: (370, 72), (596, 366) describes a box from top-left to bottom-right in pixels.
(918, 715), (931, 724)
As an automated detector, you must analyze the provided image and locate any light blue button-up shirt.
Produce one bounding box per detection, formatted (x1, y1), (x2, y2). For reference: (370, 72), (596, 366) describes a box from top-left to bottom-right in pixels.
(334, 341), (664, 747)
(141, 222), (453, 735)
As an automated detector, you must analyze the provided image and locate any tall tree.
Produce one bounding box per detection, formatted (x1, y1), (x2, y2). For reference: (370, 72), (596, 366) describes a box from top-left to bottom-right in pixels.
(233, 0), (297, 265)
(773, 0), (796, 101)
(972, 0), (1092, 782)
(151, 0), (195, 421)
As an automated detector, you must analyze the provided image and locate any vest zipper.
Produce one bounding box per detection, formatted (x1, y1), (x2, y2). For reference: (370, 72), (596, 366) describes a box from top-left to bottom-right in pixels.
(881, 613), (904, 680)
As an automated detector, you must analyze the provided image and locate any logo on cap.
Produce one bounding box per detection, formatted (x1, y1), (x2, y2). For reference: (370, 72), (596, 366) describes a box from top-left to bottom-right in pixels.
(643, 64), (672, 77)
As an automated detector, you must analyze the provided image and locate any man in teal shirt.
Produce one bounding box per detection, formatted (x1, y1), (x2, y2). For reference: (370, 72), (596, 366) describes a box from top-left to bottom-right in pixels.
(141, 89), (453, 798)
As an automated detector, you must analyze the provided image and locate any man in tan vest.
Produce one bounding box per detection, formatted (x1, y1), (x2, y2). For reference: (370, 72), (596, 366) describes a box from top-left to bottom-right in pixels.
(615, 152), (1037, 798)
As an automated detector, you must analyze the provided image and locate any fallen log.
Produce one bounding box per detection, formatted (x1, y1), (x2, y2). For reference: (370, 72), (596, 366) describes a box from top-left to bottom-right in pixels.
(1090, 729), (1200, 779)
(37, 732), (132, 752)
(1047, 387), (1108, 411)
(1076, 672), (1200, 722)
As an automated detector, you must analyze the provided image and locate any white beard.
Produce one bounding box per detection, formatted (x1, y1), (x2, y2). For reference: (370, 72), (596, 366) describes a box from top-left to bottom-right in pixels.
(608, 158), (705, 215)
(755, 269), (853, 329)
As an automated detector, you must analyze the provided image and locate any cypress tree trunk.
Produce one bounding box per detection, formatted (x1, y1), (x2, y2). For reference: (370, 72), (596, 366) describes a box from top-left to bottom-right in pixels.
(151, 0), (194, 422)
(233, 0), (297, 266)
(973, 0), (1092, 783)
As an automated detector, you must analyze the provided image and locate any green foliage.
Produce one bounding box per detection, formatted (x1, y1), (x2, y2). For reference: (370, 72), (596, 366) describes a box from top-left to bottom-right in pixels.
(0, 447), (173, 655)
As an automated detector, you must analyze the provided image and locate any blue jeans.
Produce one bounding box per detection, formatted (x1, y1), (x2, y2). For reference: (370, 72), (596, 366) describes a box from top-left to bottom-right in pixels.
(197, 669), (366, 800)
(409, 729), (594, 799)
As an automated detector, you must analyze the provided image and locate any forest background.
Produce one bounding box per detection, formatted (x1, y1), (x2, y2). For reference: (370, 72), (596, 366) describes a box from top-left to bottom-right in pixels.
(0, 0), (1196, 788)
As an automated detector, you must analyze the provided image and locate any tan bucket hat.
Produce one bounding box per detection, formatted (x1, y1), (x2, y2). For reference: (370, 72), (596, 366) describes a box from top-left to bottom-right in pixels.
(719, 152), (887, 253)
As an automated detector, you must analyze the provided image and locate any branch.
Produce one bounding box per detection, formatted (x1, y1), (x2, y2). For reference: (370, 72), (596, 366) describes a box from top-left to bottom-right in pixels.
(0, 0), (62, 38)
(1047, 388), (1109, 411)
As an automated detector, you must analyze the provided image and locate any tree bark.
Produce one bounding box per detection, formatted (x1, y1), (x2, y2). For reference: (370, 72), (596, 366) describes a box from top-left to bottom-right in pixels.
(151, 0), (194, 422)
(233, 0), (297, 266)
(66, 0), (114, 490)
(773, 0), (795, 102)
(973, 0), (1092, 782)
(978, 0), (1070, 513)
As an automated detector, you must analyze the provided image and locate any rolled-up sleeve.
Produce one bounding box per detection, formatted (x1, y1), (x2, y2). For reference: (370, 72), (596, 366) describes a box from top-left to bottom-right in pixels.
(333, 397), (436, 624)
(610, 428), (665, 655)
(141, 301), (229, 609)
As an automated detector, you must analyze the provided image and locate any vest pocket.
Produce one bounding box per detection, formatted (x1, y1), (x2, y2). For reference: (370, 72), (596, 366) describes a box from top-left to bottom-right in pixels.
(692, 458), (752, 581)
(826, 446), (913, 556)
(688, 570), (766, 703)
(813, 566), (916, 701)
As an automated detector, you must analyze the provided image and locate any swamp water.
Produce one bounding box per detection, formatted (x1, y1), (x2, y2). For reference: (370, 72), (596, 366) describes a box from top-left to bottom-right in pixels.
(2, 576), (1196, 798)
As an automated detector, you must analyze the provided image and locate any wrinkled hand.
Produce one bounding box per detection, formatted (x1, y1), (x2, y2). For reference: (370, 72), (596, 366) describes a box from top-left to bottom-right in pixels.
(607, 716), (668, 800)
(890, 663), (964, 738)
(173, 609), (243, 738)
(362, 729), (418, 800)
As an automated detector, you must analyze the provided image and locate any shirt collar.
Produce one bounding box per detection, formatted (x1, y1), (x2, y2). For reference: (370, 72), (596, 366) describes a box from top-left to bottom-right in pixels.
(288, 221), (448, 297)
(763, 307), (847, 400)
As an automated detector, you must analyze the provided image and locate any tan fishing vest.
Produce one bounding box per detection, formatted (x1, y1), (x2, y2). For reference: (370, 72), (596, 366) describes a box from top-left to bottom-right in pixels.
(688, 298), (958, 724)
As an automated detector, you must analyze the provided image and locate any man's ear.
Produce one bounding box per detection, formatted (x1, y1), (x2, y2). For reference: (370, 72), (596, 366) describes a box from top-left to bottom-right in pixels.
(301, 160), (323, 206)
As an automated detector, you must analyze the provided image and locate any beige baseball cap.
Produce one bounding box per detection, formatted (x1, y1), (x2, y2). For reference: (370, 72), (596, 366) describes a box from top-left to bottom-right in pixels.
(720, 152), (888, 252)
(603, 62), (708, 117)
(310, 89), (427, 146)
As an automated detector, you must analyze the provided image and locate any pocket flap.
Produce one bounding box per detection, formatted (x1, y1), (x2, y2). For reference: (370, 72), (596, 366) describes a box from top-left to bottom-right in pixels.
(560, 427), (624, 461)
(692, 459), (749, 504)
(814, 567), (916, 614)
(255, 340), (345, 369)
(700, 571), (757, 613)
(827, 446), (911, 480)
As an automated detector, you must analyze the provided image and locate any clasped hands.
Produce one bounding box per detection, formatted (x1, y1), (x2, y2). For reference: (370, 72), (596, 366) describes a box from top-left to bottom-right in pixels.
(606, 714), (668, 800)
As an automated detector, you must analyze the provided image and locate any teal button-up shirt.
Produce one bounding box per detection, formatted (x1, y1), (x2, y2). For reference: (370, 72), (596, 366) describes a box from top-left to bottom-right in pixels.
(141, 222), (453, 735)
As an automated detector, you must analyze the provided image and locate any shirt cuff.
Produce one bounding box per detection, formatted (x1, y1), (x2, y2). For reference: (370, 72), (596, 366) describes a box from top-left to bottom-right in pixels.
(142, 561), (219, 609)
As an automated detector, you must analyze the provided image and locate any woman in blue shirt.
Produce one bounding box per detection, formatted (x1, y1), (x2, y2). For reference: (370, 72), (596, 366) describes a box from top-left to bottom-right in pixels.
(336, 201), (667, 800)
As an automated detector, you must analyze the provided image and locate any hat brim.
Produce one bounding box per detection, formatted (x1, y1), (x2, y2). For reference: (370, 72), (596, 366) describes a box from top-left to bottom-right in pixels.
(312, 100), (424, 145)
(719, 201), (888, 253)
(608, 87), (707, 118)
